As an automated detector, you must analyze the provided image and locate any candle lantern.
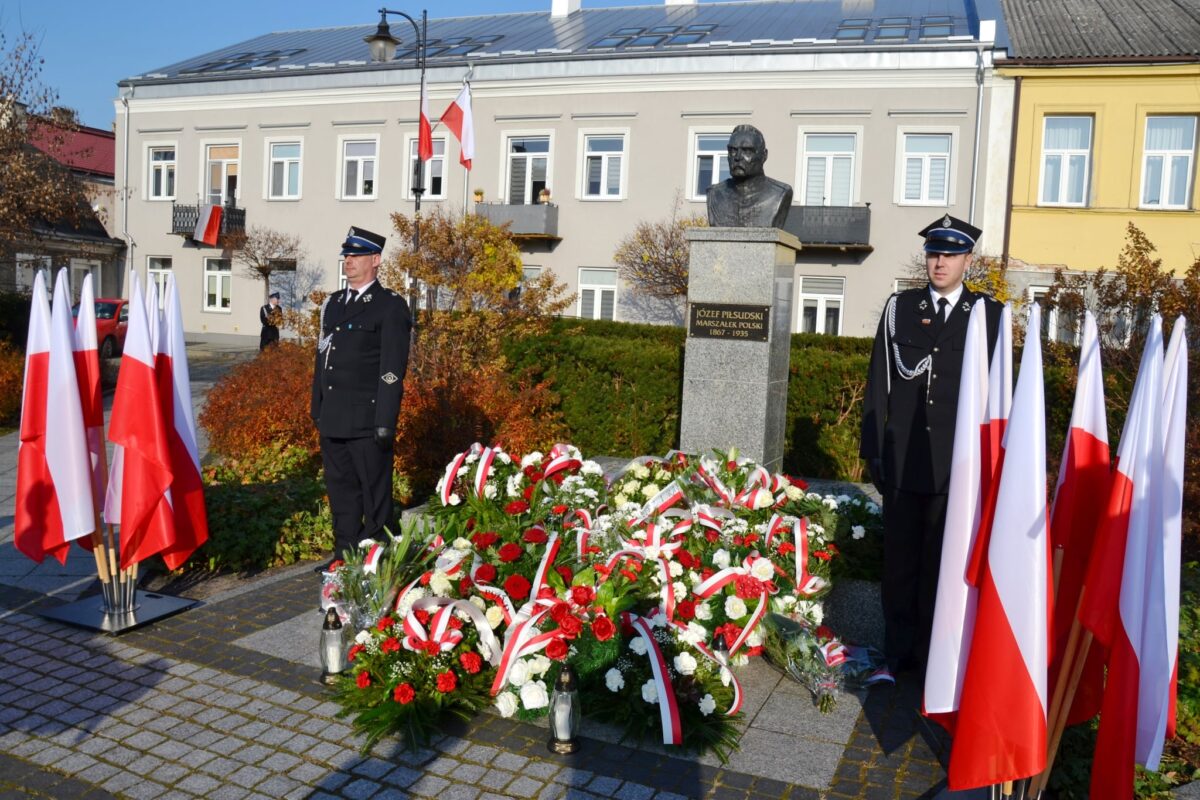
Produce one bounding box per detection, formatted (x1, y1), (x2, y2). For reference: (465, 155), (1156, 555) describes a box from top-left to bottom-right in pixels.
(319, 607), (347, 684)
(547, 664), (581, 754)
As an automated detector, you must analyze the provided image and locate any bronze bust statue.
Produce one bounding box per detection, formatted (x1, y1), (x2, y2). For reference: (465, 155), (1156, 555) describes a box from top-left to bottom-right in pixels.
(706, 124), (793, 229)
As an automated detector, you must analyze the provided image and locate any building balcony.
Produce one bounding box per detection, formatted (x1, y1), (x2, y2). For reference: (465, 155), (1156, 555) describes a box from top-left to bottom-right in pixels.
(171, 201), (247, 245)
(782, 205), (872, 252)
(473, 202), (560, 241)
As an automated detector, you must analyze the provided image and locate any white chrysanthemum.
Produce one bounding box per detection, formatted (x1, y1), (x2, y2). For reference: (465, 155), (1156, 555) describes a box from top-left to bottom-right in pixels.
(745, 627), (763, 648)
(632, 465), (650, 479)
(698, 694), (716, 716)
(605, 668), (625, 692)
(749, 558), (775, 582)
(358, 538), (377, 550)
(643, 544), (661, 561)
(784, 485), (804, 501)
(495, 692), (518, 718)
(520, 680), (549, 710)
(448, 494), (461, 506)
(581, 460), (603, 476)
(668, 561), (683, 578)
(508, 659), (531, 687)
(354, 630), (372, 645)
(641, 484), (661, 499)
(753, 491), (773, 510)
(806, 492), (822, 502)
(678, 622), (706, 646)
(613, 494), (629, 507)
(673, 582), (687, 602)
(456, 466), (470, 478)
(809, 522), (825, 537)
(484, 484), (498, 499)
(712, 549), (731, 569)
(469, 595), (487, 611)
(823, 497), (839, 510)
(673, 652), (697, 676)
(852, 525), (866, 540)
(453, 537), (472, 550)
(521, 451), (543, 469)
(694, 602), (713, 621)
(429, 572), (453, 597)
(497, 451), (512, 465)
(725, 596), (748, 619)
(396, 587), (426, 616)
(629, 637), (648, 656)
(641, 680), (658, 704)
(485, 606), (504, 629)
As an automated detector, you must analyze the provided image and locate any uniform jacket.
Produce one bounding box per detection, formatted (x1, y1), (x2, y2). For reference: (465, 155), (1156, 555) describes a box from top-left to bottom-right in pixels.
(260, 303), (281, 328)
(311, 283), (412, 438)
(860, 286), (1002, 494)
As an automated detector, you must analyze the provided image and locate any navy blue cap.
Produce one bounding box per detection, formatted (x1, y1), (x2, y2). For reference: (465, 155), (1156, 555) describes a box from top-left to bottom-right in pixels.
(340, 226), (386, 256)
(919, 214), (981, 254)
(268, 291), (280, 299)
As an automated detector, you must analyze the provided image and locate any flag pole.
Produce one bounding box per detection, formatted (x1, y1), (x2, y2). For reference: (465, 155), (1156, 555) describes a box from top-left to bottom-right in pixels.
(1030, 625), (1095, 798)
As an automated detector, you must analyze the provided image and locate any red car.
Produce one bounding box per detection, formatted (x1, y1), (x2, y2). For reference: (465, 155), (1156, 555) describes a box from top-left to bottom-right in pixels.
(72, 298), (129, 358)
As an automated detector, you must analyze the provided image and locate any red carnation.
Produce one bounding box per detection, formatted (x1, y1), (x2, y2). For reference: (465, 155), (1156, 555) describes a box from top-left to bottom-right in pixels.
(743, 532), (760, 545)
(744, 645), (764, 657)
(356, 671), (371, 689)
(734, 574), (765, 600)
(414, 609), (431, 625)
(826, 543), (841, 555)
(459, 651), (483, 674)
(813, 550), (832, 561)
(448, 616), (463, 630)
(498, 543), (523, 563)
(593, 564), (612, 579)
(552, 504), (569, 515)
(816, 625), (836, 641)
(778, 542), (796, 555)
(381, 636), (401, 653)
(558, 614), (583, 639)
(393, 683), (415, 704)
(546, 638), (569, 661)
(674, 600), (696, 621)
(459, 577), (473, 595)
(676, 550), (695, 569)
(328, 560), (345, 571)
(701, 568), (715, 581)
(726, 460), (737, 471)
(715, 622), (742, 644)
(474, 563), (497, 583)
(523, 485), (536, 501)
(530, 470), (545, 482)
(376, 616), (395, 631)
(523, 528), (549, 544)
(505, 500), (530, 515)
(472, 531), (499, 549)
(705, 530), (719, 543)
(591, 615), (616, 642)
(348, 644), (365, 662)
(436, 670), (458, 693)
(556, 566), (573, 584)
(570, 585), (595, 607)
(504, 574), (531, 602)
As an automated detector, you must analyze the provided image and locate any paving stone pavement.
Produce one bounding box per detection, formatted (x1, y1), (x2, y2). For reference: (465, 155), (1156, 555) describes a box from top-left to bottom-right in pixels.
(0, 343), (1002, 799)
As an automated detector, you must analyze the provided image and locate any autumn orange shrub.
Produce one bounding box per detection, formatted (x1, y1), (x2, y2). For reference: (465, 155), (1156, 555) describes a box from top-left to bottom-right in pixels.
(199, 342), (320, 460)
(0, 339), (23, 426)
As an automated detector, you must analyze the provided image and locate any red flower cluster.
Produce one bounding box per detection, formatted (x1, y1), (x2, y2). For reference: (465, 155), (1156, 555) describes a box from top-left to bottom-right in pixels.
(674, 600), (696, 621)
(436, 670), (458, 693)
(474, 564), (497, 583)
(676, 550), (698, 569)
(504, 574), (531, 601)
(459, 651), (483, 674)
(714, 622), (742, 645)
(381, 636), (401, 653)
(347, 644), (366, 662)
(472, 531), (499, 549)
(523, 528), (548, 544)
(813, 551), (832, 561)
(734, 574), (765, 600)
(777, 541), (796, 556)
(546, 638), (569, 660)
(356, 672), (371, 689)
(552, 504), (568, 514)
(393, 683), (415, 704)
(816, 625), (836, 641)
(556, 565), (573, 584)
(505, 500), (530, 515)
(376, 616), (395, 632)
(498, 543), (523, 563)
(569, 585), (595, 607)
(591, 615), (616, 642)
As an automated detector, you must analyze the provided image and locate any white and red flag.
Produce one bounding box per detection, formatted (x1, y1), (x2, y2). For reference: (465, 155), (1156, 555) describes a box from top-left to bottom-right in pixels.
(71, 273), (106, 503)
(440, 81), (474, 169)
(948, 304), (1050, 790)
(418, 71), (433, 162)
(1160, 318), (1186, 742)
(1048, 311), (1110, 724)
(924, 299), (990, 723)
(193, 205), (222, 246)
(14, 270), (96, 564)
(154, 273), (208, 570)
(1078, 316), (1172, 799)
(104, 273), (176, 569)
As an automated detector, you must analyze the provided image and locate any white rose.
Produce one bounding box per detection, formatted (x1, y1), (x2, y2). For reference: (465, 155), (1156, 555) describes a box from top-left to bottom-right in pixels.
(521, 451), (543, 468)
(641, 484), (661, 499)
(495, 692), (518, 718)
(725, 596), (748, 619)
(358, 538), (377, 550)
(749, 558), (775, 582)
(673, 582), (687, 602)
(508, 659), (531, 687)
(453, 537), (472, 550)
(694, 602), (713, 621)
(641, 680), (658, 704)
(629, 637), (648, 656)
(622, 481), (639, 495)
(354, 630), (372, 645)
(698, 694), (716, 716)
(673, 652), (697, 676)
(485, 606), (504, 629)
(429, 572), (453, 597)
(712, 549), (731, 569)
(753, 491), (774, 510)
(668, 561), (683, 578)
(632, 465), (650, 479)
(469, 596), (487, 610)
(448, 494), (461, 506)
(852, 525), (866, 540)
(655, 469), (670, 481)
(530, 655), (551, 676)
(784, 485), (804, 501)
(745, 627), (763, 648)
(605, 668), (625, 692)
(581, 460), (603, 476)
(484, 484), (498, 499)
(520, 680), (549, 710)
(498, 452), (512, 465)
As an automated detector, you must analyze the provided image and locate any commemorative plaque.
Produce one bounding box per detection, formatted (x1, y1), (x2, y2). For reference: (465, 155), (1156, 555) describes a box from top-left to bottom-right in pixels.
(688, 302), (770, 342)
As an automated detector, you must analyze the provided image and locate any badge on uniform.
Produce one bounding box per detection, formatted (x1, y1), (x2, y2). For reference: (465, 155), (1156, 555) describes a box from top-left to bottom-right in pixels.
(960, 301), (971, 313)
(362, 293), (372, 303)
(920, 318), (932, 326)
(918, 299), (929, 311)
(381, 372), (398, 384)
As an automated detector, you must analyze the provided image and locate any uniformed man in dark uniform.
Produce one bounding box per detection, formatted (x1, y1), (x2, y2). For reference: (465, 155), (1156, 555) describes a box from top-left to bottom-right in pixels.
(259, 291), (281, 350)
(860, 214), (1002, 683)
(311, 226), (412, 560)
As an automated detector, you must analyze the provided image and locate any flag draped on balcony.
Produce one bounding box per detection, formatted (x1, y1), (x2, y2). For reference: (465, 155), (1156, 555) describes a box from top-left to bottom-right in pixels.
(193, 204), (222, 246)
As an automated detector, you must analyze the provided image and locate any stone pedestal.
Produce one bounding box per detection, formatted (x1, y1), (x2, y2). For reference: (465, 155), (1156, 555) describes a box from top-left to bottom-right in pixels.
(679, 228), (800, 472)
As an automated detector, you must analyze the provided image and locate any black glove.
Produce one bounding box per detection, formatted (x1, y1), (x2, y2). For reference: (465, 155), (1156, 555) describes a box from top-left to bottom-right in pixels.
(373, 427), (394, 452)
(867, 458), (887, 495)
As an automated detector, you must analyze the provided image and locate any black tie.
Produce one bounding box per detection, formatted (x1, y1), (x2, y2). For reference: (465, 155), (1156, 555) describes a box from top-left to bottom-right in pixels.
(346, 288), (358, 305)
(933, 298), (949, 334)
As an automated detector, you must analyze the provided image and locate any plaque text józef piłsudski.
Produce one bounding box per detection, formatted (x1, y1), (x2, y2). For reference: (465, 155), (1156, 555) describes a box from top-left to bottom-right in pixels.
(687, 303), (770, 342)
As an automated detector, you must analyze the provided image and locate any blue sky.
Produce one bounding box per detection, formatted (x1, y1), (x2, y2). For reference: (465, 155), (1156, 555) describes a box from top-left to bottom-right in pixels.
(3, 0), (664, 130)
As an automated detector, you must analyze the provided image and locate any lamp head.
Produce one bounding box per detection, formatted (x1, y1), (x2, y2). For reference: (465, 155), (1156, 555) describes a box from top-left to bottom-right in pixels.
(365, 12), (400, 63)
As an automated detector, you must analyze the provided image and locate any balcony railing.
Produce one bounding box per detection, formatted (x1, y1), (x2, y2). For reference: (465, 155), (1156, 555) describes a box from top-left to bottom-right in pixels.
(473, 202), (560, 240)
(171, 201), (247, 243)
(782, 205), (871, 250)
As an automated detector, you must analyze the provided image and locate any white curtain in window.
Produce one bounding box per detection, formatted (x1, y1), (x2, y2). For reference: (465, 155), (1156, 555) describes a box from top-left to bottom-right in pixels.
(1043, 118), (1091, 149)
(1146, 117), (1195, 151)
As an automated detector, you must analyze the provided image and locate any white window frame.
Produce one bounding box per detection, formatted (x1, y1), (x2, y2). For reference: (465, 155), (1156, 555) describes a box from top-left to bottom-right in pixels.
(144, 141), (177, 201)
(337, 259), (348, 291)
(893, 127), (958, 207)
(147, 256), (172, 307)
(500, 130), (554, 205)
(1140, 115), (1197, 210)
(576, 129), (630, 201)
(1027, 286), (1081, 345)
(577, 267), (618, 321)
(686, 127), (734, 202)
(198, 139), (241, 207)
(404, 133), (447, 200)
(337, 133), (381, 201)
(795, 276), (846, 335)
(202, 257), (232, 313)
(263, 137), (303, 201)
(15, 253), (52, 293)
(796, 126), (864, 207)
(1038, 116), (1093, 208)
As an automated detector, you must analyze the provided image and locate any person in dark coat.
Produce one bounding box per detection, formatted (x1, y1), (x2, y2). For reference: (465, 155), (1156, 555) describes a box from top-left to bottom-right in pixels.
(860, 214), (1002, 683)
(259, 292), (281, 350)
(311, 226), (412, 560)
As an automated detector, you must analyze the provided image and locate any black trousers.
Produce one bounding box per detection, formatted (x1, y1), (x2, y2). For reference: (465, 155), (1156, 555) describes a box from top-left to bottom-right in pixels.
(881, 488), (949, 673)
(259, 326), (279, 350)
(320, 435), (394, 558)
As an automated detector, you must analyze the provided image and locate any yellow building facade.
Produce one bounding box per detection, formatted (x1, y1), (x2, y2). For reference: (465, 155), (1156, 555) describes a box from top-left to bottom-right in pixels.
(1002, 64), (1200, 273)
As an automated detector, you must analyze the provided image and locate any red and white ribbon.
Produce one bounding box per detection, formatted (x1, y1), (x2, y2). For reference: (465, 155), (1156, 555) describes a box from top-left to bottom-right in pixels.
(362, 543), (384, 574)
(695, 457), (733, 505)
(543, 444), (582, 479)
(792, 517), (828, 596)
(693, 504), (734, 533)
(630, 481), (686, 526)
(485, 532), (565, 693)
(402, 602), (463, 654)
(820, 640), (847, 667)
(404, 596), (501, 667)
(626, 614), (682, 745)
(440, 442), (482, 505)
(690, 632), (744, 716)
(472, 446), (499, 498)
(694, 557), (772, 655)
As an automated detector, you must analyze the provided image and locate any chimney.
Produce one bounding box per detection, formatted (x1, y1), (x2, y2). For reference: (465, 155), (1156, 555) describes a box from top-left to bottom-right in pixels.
(665, 0), (697, 5)
(551, 0), (581, 17)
